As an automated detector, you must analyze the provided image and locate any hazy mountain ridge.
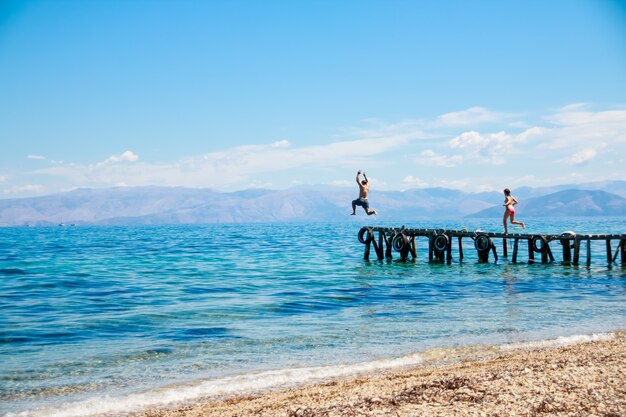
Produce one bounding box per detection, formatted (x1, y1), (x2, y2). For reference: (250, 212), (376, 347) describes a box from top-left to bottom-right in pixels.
(471, 189), (626, 217)
(1, 181), (625, 226)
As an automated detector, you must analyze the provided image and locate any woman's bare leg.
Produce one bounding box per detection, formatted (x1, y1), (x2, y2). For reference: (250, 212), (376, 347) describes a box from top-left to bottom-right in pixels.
(510, 213), (525, 229)
(503, 211), (510, 234)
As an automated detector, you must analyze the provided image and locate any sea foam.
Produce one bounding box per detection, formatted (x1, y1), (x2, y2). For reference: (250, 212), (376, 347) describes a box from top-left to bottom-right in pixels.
(7, 332), (617, 417)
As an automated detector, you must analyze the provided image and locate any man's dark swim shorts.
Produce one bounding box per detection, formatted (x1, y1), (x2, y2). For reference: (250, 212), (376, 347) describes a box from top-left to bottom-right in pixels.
(353, 198), (369, 209)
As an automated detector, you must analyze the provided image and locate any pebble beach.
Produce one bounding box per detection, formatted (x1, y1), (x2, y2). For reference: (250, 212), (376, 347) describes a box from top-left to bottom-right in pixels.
(140, 336), (625, 417)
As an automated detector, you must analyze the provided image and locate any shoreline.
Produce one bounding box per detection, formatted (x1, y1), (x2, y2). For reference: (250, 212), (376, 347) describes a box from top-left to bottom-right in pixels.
(138, 335), (626, 417)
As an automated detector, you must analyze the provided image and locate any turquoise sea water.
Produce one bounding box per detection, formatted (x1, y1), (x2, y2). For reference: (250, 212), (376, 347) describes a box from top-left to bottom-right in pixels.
(1, 218), (625, 416)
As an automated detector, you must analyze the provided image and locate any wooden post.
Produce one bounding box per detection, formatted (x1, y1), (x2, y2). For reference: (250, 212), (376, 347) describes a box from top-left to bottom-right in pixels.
(586, 239), (591, 266)
(446, 238), (452, 264)
(512, 238), (519, 263)
(375, 230), (384, 260)
(606, 239), (612, 264)
(371, 234), (379, 260)
(621, 239), (626, 265)
(409, 236), (417, 259)
(613, 240), (622, 263)
(573, 238), (580, 265)
(561, 239), (571, 264)
(400, 235), (409, 261)
(458, 236), (464, 261)
(503, 238), (508, 258)
(491, 242), (498, 262)
(428, 235), (433, 262)
(385, 233), (393, 259)
(541, 243), (548, 264)
(528, 238), (535, 264)
(364, 237), (371, 260)
(546, 243), (555, 263)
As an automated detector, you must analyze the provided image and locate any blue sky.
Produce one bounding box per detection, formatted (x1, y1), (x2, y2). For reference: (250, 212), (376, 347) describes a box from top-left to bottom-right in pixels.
(1, 0), (625, 198)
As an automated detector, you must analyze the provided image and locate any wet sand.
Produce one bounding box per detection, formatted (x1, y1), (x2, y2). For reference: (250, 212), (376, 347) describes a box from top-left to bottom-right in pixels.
(140, 336), (625, 417)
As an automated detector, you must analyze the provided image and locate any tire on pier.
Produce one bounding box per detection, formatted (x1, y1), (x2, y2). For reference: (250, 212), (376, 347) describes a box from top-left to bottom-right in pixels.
(433, 233), (449, 252)
(358, 227), (372, 244)
(474, 234), (492, 253)
(531, 235), (548, 252)
(392, 234), (406, 252)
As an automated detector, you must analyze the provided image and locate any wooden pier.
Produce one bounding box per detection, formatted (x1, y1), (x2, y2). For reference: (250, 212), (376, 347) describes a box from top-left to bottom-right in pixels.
(358, 227), (626, 266)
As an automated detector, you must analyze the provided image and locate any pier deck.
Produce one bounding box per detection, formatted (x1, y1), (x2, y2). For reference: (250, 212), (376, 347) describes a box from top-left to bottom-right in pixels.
(358, 226), (626, 265)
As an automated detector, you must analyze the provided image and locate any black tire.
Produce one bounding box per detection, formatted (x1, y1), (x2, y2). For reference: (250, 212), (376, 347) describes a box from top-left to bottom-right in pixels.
(433, 234), (449, 252)
(358, 228), (371, 244)
(474, 234), (492, 252)
(393, 234), (405, 252)
(531, 235), (547, 252)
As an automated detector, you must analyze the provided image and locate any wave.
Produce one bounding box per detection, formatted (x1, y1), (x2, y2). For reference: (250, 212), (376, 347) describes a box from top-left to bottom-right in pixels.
(5, 330), (620, 417)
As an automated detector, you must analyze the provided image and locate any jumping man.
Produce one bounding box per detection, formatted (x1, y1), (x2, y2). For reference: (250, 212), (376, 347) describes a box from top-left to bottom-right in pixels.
(351, 170), (378, 216)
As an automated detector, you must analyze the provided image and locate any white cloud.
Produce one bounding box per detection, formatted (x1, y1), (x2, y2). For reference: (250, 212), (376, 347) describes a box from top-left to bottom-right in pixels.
(402, 175), (428, 188)
(31, 134), (415, 191)
(3, 184), (44, 194)
(0, 175), (6, 182)
(14, 103), (626, 195)
(96, 151), (139, 166)
(448, 130), (523, 164)
(271, 140), (290, 148)
(244, 181), (274, 189)
(549, 109), (626, 129)
(508, 121), (532, 129)
(402, 176), (482, 191)
(558, 102), (589, 112)
(437, 107), (504, 126)
(428, 178), (474, 190)
(340, 118), (431, 139)
(416, 150), (463, 167)
(27, 154), (46, 160)
(329, 179), (351, 187)
(539, 107), (626, 150)
(101, 150), (139, 165)
(567, 148), (597, 165)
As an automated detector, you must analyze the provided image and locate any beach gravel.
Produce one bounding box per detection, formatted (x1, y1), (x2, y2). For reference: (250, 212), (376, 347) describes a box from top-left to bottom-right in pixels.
(140, 337), (625, 417)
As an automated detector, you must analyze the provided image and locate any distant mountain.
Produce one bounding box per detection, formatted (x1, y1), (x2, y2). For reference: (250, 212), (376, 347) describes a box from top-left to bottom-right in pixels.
(1, 183), (625, 226)
(511, 180), (626, 200)
(471, 189), (626, 217)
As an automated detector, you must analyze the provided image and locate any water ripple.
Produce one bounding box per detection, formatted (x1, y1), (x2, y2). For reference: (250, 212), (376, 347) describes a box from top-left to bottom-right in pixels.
(0, 220), (625, 415)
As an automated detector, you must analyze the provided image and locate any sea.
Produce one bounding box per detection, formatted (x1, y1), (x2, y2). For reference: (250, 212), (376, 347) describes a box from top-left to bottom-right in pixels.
(1, 217), (625, 417)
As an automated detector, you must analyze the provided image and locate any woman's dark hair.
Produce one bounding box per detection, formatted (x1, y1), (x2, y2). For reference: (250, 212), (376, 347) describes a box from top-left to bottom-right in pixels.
(503, 188), (511, 195)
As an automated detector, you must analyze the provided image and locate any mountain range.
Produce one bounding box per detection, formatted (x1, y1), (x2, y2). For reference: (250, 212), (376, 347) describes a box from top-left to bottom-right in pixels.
(1, 181), (625, 226)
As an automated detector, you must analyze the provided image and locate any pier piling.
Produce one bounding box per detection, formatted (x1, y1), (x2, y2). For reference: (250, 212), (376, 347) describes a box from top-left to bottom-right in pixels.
(528, 238), (535, 264)
(512, 238), (519, 263)
(358, 227), (625, 266)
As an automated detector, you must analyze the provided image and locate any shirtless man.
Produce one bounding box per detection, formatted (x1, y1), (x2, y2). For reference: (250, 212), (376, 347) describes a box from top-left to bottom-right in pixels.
(351, 170), (378, 216)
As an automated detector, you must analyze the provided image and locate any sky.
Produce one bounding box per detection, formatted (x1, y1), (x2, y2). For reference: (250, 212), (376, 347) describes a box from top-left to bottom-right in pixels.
(1, 0), (625, 198)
